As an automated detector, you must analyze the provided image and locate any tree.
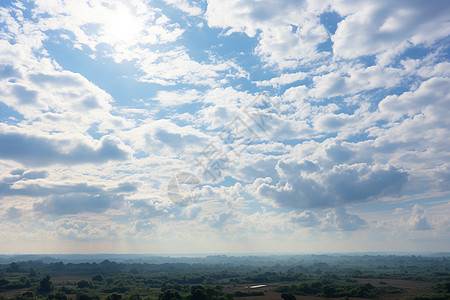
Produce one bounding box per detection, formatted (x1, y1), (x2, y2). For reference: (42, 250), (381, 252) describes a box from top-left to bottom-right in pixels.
(6, 262), (21, 273)
(159, 289), (182, 300)
(190, 285), (207, 300)
(106, 294), (122, 300)
(39, 275), (53, 293)
(281, 292), (296, 300)
(47, 293), (68, 300)
(92, 274), (104, 282)
(76, 293), (100, 300)
(77, 279), (92, 289)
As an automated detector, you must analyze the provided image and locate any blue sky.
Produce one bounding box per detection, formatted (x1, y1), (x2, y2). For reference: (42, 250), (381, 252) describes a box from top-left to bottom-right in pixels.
(0, 0), (449, 254)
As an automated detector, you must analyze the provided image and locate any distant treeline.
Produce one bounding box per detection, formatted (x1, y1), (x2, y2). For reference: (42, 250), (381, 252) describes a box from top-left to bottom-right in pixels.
(0, 255), (449, 300)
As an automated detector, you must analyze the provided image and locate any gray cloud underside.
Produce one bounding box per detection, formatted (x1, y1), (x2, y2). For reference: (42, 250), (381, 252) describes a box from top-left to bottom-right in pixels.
(0, 174), (138, 215)
(0, 132), (129, 166)
(259, 162), (408, 209)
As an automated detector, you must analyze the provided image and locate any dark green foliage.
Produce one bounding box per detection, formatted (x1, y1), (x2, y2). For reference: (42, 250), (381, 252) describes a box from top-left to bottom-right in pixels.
(39, 275), (53, 293)
(105, 293), (122, 300)
(5, 263), (21, 273)
(234, 291), (264, 297)
(0, 255), (449, 299)
(20, 292), (33, 298)
(275, 280), (402, 298)
(281, 292), (296, 300)
(413, 281), (450, 299)
(101, 286), (130, 293)
(28, 268), (36, 277)
(76, 293), (100, 300)
(159, 289), (182, 300)
(0, 279), (9, 286)
(77, 280), (92, 289)
(60, 286), (76, 294)
(46, 292), (67, 300)
(189, 285), (207, 300)
(92, 274), (103, 282)
(128, 294), (142, 300)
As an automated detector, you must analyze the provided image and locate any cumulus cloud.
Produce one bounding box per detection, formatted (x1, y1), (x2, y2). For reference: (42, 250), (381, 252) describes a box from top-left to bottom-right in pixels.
(154, 89), (202, 107)
(257, 160), (407, 210)
(205, 0), (329, 68)
(331, 0), (450, 64)
(163, 0), (202, 16)
(291, 207), (367, 231)
(136, 47), (248, 86)
(379, 77), (450, 120)
(57, 219), (120, 240)
(120, 119), (209, 157)
(408, 204), (433, 230)
(0, 0), (449, 249)
(322, 207), (367, 231)
(254, 71), (307, 87)
(35, 192), (123, 215)
(291, 210), (320, 227)
(310, 65), (404, 98)
(0, 132), (130, 166)
(207, 211), (233, 228)
(32, 0), (184, 58)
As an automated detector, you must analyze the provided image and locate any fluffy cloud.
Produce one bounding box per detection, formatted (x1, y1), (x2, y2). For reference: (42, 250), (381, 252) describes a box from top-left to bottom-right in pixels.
(407, 204), (433, 231)
(205, 0), (329, 68)
(0, 131), (130, 166)
(310, 65), (404, 98)
(254, 71), (307, 87)
(331, 0), (450, 64)
(291, 210), (320, 227)
(0, 0), (449, 250)
(32, 0), (184, 58)
(379, 77), (450, 120)
(257, 160), (407, 210)
(322, 207), (367, 231)
(136, 47), (248, 86)
(163, 0), (202, 16)
(34, 192), (123, 215)
(291, 208), (367, 231)
(119, 119), (209, 157)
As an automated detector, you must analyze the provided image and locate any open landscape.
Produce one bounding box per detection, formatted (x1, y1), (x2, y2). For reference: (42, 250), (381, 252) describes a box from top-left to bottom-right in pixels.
(1, 254), (449, 300)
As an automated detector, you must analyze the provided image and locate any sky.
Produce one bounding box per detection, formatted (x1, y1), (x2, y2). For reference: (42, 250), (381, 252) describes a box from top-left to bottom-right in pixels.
(0, 0), (449, 254)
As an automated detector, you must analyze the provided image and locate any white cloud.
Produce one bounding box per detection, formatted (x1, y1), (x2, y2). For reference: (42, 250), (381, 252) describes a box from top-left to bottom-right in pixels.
(255, 154), (408, 210)
(0, 129), (131, 166)
(291, 210), (320, 227)
(33, 0), (184, 61)
(331, 0), (450, 64)
(154, 89), (201, 107)
(407, 204), (433, 230)
(205, 0), (329, 68)
(254, 71), (307, 87)
(0, 0), (449, 251)
(163, 0), (202, 16)
(379, 77), (450, 120)
(322, 207), (367, 231)
(310, 65), (404, 98)
(137, 47), (248, 86)
(119, 119), (209, 157)
(314, 113), (352, 132)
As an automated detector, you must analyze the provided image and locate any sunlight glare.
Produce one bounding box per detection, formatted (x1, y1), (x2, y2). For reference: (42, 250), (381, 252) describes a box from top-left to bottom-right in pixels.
(106, 7), (142, 44)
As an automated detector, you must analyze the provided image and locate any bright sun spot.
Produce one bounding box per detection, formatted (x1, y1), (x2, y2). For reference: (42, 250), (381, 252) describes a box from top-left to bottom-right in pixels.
(105, 8), (142, 44)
